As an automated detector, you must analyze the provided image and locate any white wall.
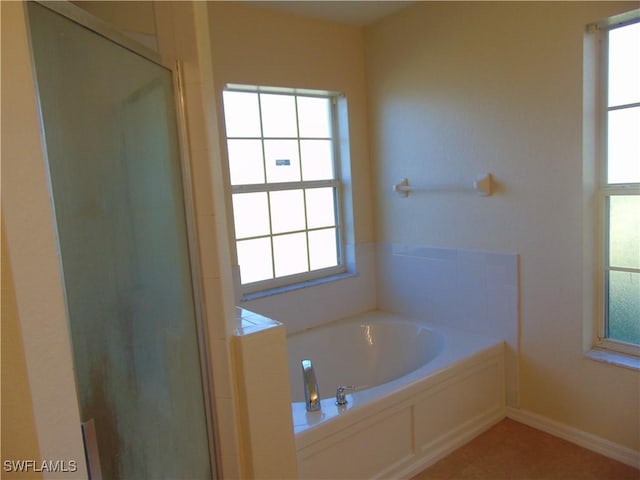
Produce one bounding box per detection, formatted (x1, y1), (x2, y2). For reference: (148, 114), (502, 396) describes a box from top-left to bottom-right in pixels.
(365, 1), (639, 451)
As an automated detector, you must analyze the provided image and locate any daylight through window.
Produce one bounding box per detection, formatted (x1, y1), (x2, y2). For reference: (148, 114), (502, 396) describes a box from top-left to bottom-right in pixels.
(222, 85), (345, 292)
(597, 15), (640, 352)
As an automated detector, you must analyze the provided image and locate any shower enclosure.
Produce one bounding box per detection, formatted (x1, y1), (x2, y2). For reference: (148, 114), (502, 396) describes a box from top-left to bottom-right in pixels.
(27, 2), (216, 478)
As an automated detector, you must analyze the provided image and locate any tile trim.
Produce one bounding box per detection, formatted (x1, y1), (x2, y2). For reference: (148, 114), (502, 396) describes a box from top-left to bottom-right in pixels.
(506, 407), (640, 469)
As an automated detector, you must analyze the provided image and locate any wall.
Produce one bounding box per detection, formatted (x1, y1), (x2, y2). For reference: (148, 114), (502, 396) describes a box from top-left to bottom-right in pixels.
(365, 1), (639, 451)
(153, 3), (242, 476)
(207, 2), (376, 333)
(1, 225), (43, 479)
(1, 2), (89, 476)
(71, 1), (158, 49)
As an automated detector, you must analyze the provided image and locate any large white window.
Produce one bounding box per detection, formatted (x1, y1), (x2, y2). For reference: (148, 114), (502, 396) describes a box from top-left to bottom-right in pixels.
(221, 85), (346, 294)
(595, 12), (640, 355)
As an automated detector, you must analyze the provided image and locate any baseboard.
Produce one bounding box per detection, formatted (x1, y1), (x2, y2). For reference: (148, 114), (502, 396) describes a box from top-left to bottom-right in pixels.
(507, 407), (640, 469)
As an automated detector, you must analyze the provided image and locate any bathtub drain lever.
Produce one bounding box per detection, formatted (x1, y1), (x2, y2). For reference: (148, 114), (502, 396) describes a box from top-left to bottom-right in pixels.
(336, 385), (355, 406)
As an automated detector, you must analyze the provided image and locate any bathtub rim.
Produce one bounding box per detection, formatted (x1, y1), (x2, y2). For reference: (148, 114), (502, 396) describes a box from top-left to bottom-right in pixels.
(289, 310), (505, 445)
(287, 313), (446, 403)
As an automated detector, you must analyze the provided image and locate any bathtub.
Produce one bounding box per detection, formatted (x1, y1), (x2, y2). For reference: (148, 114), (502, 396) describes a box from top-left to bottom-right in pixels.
(287, 310), (505, 479)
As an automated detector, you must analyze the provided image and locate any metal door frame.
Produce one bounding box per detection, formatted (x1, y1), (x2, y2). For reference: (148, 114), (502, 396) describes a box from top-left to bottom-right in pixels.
(25, 2), (220, 477)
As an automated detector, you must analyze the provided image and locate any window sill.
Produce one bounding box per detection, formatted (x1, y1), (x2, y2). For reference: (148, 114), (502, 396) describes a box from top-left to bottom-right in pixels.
(585, 348), (640, 371)
(241, 270), (356, 302)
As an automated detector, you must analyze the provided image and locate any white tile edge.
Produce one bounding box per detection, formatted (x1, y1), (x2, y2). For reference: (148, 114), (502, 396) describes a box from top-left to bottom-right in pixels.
(506, 407), (640, 469)
(376, 242), (518, 259)
(234, 307), (282, 336)
(585, 348), (640, 371)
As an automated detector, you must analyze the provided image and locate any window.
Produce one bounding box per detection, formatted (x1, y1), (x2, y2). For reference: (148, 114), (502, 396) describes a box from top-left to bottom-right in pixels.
(594, 12), (640, 355)
(221, 85), (346, 294)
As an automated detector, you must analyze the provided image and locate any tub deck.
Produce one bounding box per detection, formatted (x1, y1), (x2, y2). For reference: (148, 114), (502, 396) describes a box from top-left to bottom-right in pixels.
(288, 310), (506, 479)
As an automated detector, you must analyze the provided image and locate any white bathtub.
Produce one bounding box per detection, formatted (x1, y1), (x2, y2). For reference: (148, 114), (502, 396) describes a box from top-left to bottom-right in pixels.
(287, 310), (506, 479)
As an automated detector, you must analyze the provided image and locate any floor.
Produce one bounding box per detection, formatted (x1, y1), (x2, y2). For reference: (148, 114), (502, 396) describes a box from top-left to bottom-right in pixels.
(411, 418), (639, 480)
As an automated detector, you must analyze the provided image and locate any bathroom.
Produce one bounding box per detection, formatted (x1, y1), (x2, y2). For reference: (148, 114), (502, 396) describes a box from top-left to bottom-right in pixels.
(2, 1), (638, 479)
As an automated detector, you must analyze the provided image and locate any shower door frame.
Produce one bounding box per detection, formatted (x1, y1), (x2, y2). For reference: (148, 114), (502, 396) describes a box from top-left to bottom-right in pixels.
(25, 2), (220, 477)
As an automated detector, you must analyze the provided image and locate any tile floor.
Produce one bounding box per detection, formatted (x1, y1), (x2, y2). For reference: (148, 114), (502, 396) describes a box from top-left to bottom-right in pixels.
(411, 418), (639, 480)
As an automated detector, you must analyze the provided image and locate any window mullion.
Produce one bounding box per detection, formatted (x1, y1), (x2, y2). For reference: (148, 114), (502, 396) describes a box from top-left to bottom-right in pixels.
(598, 26), (609, 188)
(257, 92), (267, 185)
(607, 101), (640, 111)
(294, 94), (312, 273)
(331, 97), (345, 265)
(606, 266), (640, 274)
(597, 26), (610, 346)
(267, 191), (276, 280)
(232, 179), (339, 194)
(303, 188), (312, 272)
(257, 92), (276, 279)
(600, 185), (640, 194)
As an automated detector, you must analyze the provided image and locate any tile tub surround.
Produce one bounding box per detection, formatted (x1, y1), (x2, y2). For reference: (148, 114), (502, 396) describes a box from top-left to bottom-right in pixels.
(376, 243), (519, 406)
(231, 308), (298, 478)
(240, 242), (377, 334)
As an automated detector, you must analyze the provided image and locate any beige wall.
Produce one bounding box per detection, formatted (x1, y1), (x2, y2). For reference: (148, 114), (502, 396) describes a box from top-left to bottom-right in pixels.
(365, 1), (639, 451)
(72, 1), (156, 35)
(73, 1), (159, 51)
(1, 2), (89, 477)
(1, 225), (43, 478)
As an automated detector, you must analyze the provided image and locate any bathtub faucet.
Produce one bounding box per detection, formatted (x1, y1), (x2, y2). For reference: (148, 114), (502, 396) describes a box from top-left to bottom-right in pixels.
(335, 385), (355, 406)
(301, 359), (321, 412)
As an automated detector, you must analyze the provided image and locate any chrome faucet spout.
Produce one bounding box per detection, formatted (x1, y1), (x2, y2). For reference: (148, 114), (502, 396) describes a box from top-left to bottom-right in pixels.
(301, 359), (321, 412)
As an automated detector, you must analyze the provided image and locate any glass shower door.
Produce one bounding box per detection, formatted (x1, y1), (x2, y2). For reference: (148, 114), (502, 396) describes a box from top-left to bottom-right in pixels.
(27, 3), (213, 478)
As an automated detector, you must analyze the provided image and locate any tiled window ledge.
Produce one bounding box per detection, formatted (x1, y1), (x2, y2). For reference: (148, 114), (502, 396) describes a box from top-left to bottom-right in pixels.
(586, 348), (640, 371)
(234, 307), (282, 336)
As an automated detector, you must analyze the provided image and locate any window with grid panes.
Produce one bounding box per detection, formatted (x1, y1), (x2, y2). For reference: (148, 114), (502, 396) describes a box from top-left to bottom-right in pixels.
(594, 12), (640, 354)
(222, 85), (346, 293)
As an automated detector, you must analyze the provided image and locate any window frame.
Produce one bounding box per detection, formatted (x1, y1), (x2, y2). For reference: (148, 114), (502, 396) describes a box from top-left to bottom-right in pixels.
(221, 84), (349, 296)
(593, 11), (640, 357)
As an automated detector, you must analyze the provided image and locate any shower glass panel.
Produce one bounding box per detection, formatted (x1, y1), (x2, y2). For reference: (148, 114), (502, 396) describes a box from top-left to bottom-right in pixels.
(27, 3), (212, 478)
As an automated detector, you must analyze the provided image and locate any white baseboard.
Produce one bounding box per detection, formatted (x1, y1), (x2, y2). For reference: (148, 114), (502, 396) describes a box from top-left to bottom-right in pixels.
(507, 407), (640, 469)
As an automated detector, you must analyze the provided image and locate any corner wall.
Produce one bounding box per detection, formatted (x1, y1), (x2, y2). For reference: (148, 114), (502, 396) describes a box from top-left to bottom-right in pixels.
(1, 224), (43, 478)
(365, 1), (639, 452)
(1, 2), (88, 476)
(152, 3), (242, 477)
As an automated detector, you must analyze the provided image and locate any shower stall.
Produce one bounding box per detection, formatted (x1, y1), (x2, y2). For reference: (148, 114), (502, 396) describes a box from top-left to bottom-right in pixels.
(25, 2), (217, 477)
